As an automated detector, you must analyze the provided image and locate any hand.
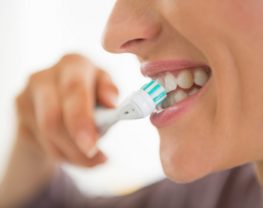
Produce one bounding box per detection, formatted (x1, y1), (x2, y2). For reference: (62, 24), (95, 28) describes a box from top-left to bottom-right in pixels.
(15, 54), (119, 167)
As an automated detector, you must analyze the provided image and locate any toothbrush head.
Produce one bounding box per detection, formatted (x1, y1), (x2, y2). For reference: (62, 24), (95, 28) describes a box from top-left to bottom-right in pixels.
(141, 79), (167, 106)
(118, 80), (167, 120)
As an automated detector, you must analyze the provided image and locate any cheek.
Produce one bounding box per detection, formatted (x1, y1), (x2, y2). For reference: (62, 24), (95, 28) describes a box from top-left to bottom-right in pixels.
(157, 0), (263, 182)
(216, 1), (263, 34)
(160, 0), (263, 51)
(156, 76), (257, 183)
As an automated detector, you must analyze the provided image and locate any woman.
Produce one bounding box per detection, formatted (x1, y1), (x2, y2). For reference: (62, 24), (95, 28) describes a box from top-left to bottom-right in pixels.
(0, 0), (263, 207)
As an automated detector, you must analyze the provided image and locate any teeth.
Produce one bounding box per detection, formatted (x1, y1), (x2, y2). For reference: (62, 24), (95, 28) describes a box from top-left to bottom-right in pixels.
(156, 105), (165, 113)
(161, 97), (171, 108)
(168, 96), (175, 106)
(157, 67), (210, 109)
(188, 87), (200, 96)
(194, 68), (209, 86)
(160, 88), (197, 109)
(157, 78), (165, 88)
(164, 72), (177, 92)
(177, 70), (194, 89)
(161, 91), (185, 108)
(174, 89), (188, 102)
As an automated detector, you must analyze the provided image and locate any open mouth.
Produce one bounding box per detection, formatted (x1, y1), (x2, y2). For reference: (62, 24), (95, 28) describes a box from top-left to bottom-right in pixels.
(155, 67), (211, 111)
(141, 60), (212, 127)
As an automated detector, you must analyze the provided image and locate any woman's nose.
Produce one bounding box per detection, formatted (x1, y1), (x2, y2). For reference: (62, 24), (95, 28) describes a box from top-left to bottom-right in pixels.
(102, 1), (161, 55)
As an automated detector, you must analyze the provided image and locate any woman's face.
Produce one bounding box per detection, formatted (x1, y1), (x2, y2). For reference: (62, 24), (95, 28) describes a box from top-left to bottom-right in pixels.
(103, 0), (263, 182)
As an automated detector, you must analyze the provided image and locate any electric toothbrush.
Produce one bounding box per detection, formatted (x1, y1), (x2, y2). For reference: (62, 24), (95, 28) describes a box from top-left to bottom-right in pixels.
(95, 80), (167, 135)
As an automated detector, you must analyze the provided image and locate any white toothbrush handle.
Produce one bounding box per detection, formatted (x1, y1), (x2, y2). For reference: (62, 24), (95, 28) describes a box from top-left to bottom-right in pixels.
(94, 90), (158, 136)
(94, 107), (119, 136)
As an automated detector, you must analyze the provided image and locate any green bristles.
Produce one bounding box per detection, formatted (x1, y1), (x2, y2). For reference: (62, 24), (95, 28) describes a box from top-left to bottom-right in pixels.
(141, 80), (167, 106)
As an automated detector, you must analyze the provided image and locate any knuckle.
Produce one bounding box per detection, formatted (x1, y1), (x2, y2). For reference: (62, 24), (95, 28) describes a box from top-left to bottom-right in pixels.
(57, 55), (96, 95)
(28, 71), (42, 83)
(60, 74), (92, 100)
(60, 54), (90, 66)
(28, 70), (49, 87)
(58, 54), (95, 78)
(28, 74), (37, 88)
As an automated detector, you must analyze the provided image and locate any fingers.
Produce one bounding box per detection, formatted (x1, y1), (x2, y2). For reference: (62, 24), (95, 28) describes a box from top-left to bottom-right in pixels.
(15, 91), (36, 130)
(57, 56), (99, 156)
(17, 54), (118, 168)
(29, 69), (106, 167)
(96, 69), (119, 108)
(16, 80), (64, 160)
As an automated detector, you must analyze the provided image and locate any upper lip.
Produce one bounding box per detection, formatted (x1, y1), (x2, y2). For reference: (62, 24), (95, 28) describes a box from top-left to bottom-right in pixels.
(141, 59), (209, 77)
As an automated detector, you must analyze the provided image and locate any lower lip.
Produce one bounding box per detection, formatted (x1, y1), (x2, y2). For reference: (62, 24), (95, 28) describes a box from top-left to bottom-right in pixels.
(150, 81), (210, 128)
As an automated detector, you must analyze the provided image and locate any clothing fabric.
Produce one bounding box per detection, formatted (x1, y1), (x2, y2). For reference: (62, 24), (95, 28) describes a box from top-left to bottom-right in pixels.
(24, 164), (263, 208)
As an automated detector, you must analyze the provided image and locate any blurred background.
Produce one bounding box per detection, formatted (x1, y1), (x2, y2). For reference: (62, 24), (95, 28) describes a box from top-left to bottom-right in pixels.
(0, 0), (164, 196)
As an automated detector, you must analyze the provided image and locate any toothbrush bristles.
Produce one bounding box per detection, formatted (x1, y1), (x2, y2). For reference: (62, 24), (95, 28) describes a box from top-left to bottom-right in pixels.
(141, 80), (167, 106)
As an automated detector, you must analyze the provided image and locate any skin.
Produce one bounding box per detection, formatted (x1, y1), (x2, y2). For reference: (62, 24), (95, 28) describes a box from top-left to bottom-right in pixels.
(0, 55), (119, 207)
(1, 0), (263, 206)
(103, 0), (263, 182)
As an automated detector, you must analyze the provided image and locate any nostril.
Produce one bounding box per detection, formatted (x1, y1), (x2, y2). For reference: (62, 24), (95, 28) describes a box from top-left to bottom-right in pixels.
(121, 38), (145, 50)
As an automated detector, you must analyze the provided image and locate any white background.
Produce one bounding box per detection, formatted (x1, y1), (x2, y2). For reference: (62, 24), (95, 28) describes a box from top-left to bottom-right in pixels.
(0, 0), (164, 195)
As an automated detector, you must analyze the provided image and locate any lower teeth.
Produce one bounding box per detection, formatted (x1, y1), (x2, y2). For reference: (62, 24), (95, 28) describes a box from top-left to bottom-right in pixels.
(160, 86), (201, 109)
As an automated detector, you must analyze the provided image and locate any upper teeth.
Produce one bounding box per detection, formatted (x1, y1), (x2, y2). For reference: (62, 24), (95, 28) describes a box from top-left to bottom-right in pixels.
(157, 68), (209, 93)
(164, 72), (177, 92)
(156, 67), (210, 109)
(177, 70), (194, 89)
(193, 68), (209, 86)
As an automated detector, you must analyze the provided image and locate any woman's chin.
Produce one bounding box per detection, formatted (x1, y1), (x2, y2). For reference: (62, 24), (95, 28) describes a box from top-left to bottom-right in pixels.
(160, 150), (213, 183)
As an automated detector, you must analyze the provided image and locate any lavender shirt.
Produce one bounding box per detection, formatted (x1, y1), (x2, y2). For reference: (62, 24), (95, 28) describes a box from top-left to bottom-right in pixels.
(24, 164), (262, 208)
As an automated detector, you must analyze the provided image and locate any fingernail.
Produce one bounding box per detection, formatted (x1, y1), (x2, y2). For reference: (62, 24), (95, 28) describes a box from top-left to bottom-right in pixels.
(76, 131), (94, 152)
(87, 146), (98, 158)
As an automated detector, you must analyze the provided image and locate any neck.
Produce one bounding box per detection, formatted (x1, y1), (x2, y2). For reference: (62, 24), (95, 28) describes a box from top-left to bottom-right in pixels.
(255, 161), (263, 187)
